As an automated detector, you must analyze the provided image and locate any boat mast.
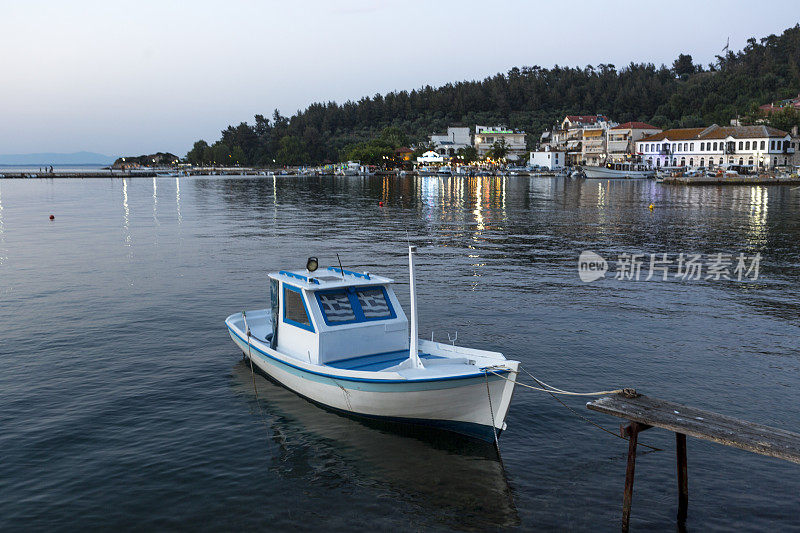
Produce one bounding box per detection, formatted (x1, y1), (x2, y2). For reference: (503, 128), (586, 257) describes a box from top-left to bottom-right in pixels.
(408, 245), (423, 368)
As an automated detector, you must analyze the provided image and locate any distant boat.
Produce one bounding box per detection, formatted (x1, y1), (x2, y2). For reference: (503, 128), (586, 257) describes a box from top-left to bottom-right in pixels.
(336, 161), (361, 176)
(417, 165), (438, 176)
(582, 163), (653, 179)
(437, 165), (453, 176)
(225, 248), (519, 441)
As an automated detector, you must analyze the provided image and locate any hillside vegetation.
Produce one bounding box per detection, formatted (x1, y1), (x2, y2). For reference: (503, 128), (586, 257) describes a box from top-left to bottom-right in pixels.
(186, 25), (800, 166)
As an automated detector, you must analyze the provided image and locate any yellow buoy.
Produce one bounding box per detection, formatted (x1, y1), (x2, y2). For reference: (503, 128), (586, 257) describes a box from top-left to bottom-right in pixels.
(648, 204), (654, 211)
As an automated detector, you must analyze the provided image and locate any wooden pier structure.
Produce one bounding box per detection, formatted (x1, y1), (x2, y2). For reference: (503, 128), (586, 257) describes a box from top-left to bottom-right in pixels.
(587, 392), (800, 531)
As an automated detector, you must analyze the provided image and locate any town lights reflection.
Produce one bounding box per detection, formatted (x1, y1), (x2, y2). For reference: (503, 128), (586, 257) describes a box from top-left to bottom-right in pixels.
(152, 177), (159, 225)
(176, 177), (182, 224)
(747, 186), (768, 247)
(122, 179), (132, 248)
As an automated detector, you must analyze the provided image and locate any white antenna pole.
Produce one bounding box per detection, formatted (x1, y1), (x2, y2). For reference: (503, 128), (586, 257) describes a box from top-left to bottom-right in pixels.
(408, 245), (422, 368)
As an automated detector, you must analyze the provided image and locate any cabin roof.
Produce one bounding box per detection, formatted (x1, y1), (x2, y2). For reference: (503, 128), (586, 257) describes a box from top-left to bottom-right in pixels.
(270, 267), (394, 290)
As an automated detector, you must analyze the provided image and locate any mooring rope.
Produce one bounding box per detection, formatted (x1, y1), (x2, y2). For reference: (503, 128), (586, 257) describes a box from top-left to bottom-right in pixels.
(241, 311), (272, 440)
(487, 366), (661, 451)
(487, 368), (624, 396)
(483, 370), (501, 450)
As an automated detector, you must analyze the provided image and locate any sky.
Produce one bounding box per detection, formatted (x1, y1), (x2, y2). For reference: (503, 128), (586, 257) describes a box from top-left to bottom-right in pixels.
(0, 0), (798, 157)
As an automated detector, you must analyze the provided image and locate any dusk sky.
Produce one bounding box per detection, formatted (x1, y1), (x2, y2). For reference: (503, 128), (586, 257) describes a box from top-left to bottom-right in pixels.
(1, 0), (797, 157)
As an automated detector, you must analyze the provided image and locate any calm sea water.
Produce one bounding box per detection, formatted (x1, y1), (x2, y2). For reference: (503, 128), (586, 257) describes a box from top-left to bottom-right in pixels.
(1, 176), (799, 531)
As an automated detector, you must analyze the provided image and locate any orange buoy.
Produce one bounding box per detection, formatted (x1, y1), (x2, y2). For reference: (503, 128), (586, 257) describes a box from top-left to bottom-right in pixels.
(49, 214), (55, 220)
(378, 201), (384, 207)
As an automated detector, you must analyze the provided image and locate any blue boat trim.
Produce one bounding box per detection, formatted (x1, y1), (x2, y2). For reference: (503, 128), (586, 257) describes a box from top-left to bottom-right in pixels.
(226, 324), (509, 385)
(280, 270), (320, 284)
(327, 266), (370, 280)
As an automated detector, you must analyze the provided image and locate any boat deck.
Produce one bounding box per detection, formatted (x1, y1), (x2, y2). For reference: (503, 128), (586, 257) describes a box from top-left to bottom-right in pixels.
(326, 350), (444, 372)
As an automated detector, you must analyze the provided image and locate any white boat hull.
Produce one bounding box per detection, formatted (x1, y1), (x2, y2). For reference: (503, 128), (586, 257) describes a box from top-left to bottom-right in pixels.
(226, 312), (518, 440)
(582, 165), (653, 179)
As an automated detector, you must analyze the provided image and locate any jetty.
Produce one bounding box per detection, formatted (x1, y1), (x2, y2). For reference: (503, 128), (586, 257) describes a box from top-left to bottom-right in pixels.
(587, 392), (800, 531)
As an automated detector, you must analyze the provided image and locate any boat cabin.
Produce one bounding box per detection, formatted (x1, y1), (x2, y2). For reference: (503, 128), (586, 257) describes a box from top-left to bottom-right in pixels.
(267, 267), (409, 365)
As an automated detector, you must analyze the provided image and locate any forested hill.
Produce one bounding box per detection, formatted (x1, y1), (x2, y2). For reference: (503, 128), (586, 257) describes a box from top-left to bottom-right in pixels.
(187, 24), (800, 166)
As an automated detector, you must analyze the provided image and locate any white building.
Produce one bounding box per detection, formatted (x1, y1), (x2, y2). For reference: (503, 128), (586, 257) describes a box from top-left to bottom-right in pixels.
(430, 127), (471, 156)
(636, 125), (793, 169)
(474, 125), (527, 161)
(607, 122), (662, 163)
(529, 149), (565, 170)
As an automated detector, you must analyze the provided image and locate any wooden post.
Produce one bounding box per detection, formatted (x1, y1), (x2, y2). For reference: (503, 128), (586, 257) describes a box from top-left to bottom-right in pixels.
(622, 422), (641, 533)
(676, 432), (688, 523)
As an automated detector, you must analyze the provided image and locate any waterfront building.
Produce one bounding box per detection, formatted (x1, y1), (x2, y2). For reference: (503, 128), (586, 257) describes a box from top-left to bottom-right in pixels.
(607, 122), (662, 163)
(578, 116), (616, 166)
(529, 149), (565, 170)
(542, 115), (612, 166)
(474, 125), (527, 161)
(636, 124), (793, 169)
(430, 127), (472, 156)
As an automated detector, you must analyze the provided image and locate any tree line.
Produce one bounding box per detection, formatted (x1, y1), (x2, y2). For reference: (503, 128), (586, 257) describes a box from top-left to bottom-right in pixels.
(186, 25), (800, 167)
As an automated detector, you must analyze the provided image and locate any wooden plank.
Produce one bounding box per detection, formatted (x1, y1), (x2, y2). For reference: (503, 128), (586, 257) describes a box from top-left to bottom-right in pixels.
(587, 394), (800, 464)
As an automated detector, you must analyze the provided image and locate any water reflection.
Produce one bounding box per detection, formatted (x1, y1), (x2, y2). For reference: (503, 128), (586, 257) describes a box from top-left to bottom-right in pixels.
(230, 363), (519, 529)
(152, 177), (159, 226)
(176, 177), (182, 224)
(0, 184), (5, 267)
(122, 179), (131, 248)
(748, 186), (768, 248)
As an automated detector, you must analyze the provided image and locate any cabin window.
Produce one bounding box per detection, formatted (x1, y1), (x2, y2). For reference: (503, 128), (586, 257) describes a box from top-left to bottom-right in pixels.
(314, 286), (396, 326)
(318, 291), (356, 323)
(283, 286), (314, 332)
(356, 289), (392, 319)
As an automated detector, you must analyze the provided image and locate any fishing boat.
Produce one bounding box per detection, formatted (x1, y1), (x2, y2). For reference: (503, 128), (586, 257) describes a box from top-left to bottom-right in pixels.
(582, 162), (654, 179)
(225, 247), (519, 441)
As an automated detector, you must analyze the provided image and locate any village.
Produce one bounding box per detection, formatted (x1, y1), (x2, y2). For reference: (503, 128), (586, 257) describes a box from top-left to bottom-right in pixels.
(419, 93), (800, 179)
